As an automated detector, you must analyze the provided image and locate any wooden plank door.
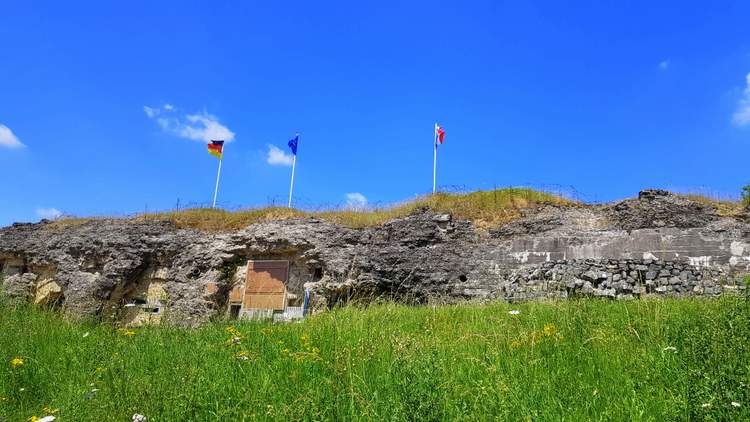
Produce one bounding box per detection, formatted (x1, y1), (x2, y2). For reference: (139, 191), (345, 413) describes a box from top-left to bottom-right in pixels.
(243, 260), (288, 311)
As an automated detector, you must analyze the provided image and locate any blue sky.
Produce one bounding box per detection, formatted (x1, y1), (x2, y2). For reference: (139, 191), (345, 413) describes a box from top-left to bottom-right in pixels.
(2, 1), (750, 225)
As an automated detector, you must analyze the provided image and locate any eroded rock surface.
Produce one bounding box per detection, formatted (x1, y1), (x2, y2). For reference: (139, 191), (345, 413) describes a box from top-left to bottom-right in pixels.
(1, 191), (748, 326)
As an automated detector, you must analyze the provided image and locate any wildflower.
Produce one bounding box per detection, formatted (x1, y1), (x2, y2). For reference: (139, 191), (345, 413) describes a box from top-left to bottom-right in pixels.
(10, 357), (24, 368)
(28, 417), (56, 422)
(508, 310), (521, 315)
(235, 350), (251, 361)
(662, 346), (677, 353)
(42, 407), (58, 414)
(701, 403), (711, 408)
(281, 348), (290, 354)
(118, 328), (136, 337)
(542, 324), (556, 337)
(132, 414), (147, 422)
(731, 401), (741, 407)
(510, 340), (522, 349)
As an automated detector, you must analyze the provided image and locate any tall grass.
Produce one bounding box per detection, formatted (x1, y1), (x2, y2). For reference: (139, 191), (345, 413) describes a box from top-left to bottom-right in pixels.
(1, 297), (748, 421)
(49, 188), (574, 231)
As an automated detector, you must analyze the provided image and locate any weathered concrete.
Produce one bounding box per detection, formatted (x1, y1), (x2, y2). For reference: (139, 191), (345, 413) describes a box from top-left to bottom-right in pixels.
(0, 190), (748, 326)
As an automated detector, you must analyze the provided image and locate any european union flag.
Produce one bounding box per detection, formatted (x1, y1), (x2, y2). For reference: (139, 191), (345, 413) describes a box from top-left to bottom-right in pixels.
(288, 135), (298, 155)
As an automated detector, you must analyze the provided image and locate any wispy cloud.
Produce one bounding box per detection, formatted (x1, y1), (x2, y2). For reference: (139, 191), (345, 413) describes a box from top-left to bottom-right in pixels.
(344, 192), (368, 210)
(733, 72), (750, 127)
(144, 104), (235, 142)
(267, 145), (294, 166)
(36, 207), (62, 220)
(658, 60), (670, 71)
(0, 124), (24, 149)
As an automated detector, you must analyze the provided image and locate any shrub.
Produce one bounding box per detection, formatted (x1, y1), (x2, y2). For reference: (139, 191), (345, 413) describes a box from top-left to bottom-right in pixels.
(742, 184), (750, 207)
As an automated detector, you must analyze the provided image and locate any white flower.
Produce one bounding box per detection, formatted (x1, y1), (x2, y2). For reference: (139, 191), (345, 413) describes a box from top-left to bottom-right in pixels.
(731, 401), (741, 407)
(508, 310), (521, 315)
(132, 414), (147, 422)
(231, 336), (241, 344)
(82, 332), (90, 338)
(39, 417), (56, 422)
(662, 346), (677, 353)
(701, 403), (711, 408)
(237, 355), (249, 361)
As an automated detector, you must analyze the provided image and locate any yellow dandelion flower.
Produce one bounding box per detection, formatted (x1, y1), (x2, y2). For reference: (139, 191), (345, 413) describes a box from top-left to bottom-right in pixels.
(510, 340), (522, 349)
(42, 406), (59, 414)
(281, 348), (290, 354)
(543, 324), (556, 337)
(11, 357), (24, 368)
(29, 416), (40, 422)
(117, 328), (136, 337)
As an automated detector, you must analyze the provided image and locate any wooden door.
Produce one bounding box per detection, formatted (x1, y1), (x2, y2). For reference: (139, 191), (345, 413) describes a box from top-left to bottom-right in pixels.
(243, 260), (288, 311)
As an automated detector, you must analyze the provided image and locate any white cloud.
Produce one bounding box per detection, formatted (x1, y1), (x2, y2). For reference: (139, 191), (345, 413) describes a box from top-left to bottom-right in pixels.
(178, 113), (235, 142)
(0, 124), (24, 149)
(144, 105), (235, 142)
(658, 60), (670, 70)
(344, 192), (368, 210)
(143, 105), (158, 118)
(733, 72), (750, 127)
(36, 208), (62, 220)
(266, 145), (294, 166)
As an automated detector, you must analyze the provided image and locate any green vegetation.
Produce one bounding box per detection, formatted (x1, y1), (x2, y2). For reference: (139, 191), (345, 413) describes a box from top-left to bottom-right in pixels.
(50, 188), (575, 231)
(2, 297), (748, 421)
(742, 184), (750, 208)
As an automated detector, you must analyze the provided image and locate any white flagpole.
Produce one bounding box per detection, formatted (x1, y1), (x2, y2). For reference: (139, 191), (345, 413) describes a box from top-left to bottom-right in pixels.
(212, 143), (224, 208)
(432, 123), (438, 194)
(288, 134), (298, 208)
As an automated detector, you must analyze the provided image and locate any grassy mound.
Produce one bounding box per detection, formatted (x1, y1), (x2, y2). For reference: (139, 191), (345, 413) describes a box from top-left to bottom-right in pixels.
(1, 297), (748, 421)
(143, 188), (574, 231)
(48, 188), (574, 231)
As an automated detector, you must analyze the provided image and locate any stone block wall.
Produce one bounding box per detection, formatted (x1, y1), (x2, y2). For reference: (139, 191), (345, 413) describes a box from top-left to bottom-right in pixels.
(500, 258), (744, 302)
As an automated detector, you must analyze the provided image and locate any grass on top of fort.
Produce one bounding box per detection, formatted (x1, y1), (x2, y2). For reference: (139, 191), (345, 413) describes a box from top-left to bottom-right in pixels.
(1, 295), (749, 421)
(45, 187), (746, 232)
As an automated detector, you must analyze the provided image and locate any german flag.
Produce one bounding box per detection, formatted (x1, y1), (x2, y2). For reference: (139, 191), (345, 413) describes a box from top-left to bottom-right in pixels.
(207, 140), (224, 160)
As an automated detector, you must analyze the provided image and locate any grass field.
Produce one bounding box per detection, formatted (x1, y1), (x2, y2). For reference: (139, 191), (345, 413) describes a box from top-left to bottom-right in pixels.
(1, 297), (749, 421)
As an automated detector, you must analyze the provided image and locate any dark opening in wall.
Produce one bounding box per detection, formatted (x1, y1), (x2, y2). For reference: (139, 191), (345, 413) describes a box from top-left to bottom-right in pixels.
(459, 274), (468, 282)
(229, 304), (241, 319)
(313, 267), (323, 281)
